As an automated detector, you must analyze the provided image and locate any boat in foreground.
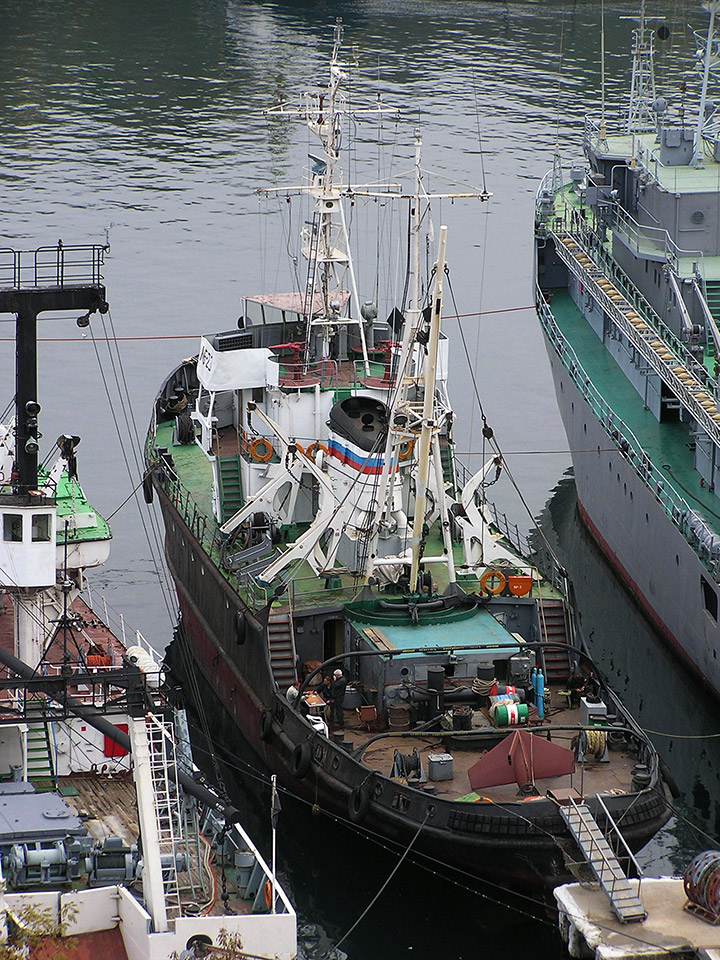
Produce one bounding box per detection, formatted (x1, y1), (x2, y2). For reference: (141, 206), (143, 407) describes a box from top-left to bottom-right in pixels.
(147, 22), (670, 894)
(0, 243), (296, 959)
(535, 1), (720, 696)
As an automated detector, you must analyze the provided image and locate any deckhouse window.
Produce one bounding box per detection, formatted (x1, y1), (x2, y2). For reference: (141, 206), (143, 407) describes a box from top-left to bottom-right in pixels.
(31, 514), (51, 542)
(3, 514), (23, 542)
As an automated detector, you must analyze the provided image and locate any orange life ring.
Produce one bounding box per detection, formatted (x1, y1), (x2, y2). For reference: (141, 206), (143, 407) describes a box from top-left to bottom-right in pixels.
(304, 441), (329, 460)
(264, 879), (273, 910)
(249, 437), (274, 463)
(292, 441), (305, 456)
(398, 439), (414, 461)
(480, 568), (506, 596)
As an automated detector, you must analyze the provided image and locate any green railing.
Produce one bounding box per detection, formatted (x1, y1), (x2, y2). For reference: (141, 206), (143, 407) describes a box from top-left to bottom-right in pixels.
(536, 286), (720, 583)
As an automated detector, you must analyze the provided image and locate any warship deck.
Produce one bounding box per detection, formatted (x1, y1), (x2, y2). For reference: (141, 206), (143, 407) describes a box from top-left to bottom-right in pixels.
(547, 288), (720, 543)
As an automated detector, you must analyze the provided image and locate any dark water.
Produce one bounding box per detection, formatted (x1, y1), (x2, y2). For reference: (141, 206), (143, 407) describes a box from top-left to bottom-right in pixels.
(1, 1), (717, 956)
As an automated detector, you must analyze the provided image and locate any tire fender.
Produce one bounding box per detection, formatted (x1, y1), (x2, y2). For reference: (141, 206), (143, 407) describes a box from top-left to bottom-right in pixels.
(348, 782), (371, 822)
(291, 740), (312, 779)
(259, 710), (274, 742)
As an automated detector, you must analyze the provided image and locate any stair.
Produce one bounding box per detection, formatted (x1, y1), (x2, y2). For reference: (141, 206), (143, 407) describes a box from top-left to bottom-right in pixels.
(438, 435), (457, 499)
(560, 801), (646, 923)
(25, 701), (56, 791)
(537, 598), (572, 681)
(218, 454), (243, 524)
(705, 280), (720, 359)
(267, 611), (298, 690)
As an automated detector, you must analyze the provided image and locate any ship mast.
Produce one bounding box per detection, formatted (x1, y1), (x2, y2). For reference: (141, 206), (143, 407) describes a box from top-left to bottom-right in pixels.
(261, 19), (397, 375)
(692, 1), (720, 167)
(625, 0), (659, 134)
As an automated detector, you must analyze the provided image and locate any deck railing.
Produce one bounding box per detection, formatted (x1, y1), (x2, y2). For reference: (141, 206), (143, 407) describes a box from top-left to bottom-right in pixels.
(536, 286), (720, 583)
(0, 243), (108, 290)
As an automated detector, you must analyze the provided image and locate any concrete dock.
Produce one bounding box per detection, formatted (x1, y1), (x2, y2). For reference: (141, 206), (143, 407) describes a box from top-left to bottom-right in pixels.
(555, 878), (720, 959)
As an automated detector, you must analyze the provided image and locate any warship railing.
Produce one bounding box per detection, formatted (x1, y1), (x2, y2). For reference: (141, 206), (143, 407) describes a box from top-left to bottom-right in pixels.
(552, 221), (720, 438)
(0, 243), (108, 290)
(536, 287), (720, 582)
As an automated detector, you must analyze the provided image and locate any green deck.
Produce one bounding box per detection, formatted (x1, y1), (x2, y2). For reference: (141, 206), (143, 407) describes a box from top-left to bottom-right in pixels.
(150, 421), (562, 613)
(549, 290), (720, 537)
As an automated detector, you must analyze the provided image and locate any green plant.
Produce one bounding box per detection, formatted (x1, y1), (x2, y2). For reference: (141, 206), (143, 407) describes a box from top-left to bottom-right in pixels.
(0, 900), (78, 960)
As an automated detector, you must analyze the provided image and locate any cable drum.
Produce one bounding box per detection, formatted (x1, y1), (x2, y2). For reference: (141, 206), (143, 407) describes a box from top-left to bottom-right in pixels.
(684, 850), (720, 920)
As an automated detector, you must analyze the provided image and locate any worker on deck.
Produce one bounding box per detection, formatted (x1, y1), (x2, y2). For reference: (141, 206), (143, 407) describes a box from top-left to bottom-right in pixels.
(331, 668), (347, 728)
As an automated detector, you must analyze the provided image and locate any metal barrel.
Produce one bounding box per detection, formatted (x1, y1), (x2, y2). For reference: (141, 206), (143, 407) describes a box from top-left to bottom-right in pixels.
(684, 850), (720, 917)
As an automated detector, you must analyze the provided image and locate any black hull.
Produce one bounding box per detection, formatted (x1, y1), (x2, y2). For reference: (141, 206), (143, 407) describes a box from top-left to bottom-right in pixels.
(156, 484), (670, 892)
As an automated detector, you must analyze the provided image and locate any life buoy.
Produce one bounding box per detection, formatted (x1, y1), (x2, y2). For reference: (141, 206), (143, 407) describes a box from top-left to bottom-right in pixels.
(480, 568), (506, 596)
(249, 437), (274, 463)
(292, 441), (305, 456)
(398, 439), (414, 461)
(264, 879), (273, 910)
(291, 741), (312, 779)
(348, 782), (371, 823)
(259, 709), (273, 742)
(304, 441), (329, 461)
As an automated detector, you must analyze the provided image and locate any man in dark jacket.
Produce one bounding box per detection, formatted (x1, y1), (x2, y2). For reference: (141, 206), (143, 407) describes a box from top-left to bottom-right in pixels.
(331, 668), (347, 728)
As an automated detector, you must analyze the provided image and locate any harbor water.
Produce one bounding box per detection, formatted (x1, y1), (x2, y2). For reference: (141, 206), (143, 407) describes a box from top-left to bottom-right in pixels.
(1, 1), (718, 955)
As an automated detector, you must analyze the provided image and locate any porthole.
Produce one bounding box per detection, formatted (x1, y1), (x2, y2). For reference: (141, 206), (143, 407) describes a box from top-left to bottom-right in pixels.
(675, 555), (679, 566)
(645, 513), (649, 524)
(571, 402), (575, 413)
(560, 380), (564, 392)
(623, 483), (627, 495)
(609, 461), (612, 472)
(630, 491), (633, 503)
(617, 473), (621, 484)
(584, 423), (587, 434)
(691, 210), (705, 224)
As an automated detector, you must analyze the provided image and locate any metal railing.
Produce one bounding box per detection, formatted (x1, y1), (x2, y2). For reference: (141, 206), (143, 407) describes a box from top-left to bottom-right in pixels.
(536, 287), (720, 582)
(0, 243), (108, 290)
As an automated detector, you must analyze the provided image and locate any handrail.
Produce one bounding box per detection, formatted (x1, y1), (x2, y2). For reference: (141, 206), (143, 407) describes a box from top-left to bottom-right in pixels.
(596, 792), (644, 897)
(535, 285), (720, 584)
(0, 243), (108, 290)
(566, 796), (637, 904)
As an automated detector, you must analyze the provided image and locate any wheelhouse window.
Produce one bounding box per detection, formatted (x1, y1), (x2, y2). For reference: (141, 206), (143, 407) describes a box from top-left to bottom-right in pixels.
(3, 514), (23, 542)
(702, 576), (718, 622)
(31, 514), (51, 542)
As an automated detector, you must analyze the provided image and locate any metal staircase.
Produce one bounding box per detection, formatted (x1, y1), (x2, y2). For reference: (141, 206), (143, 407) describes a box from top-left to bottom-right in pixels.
(560, 798), (646, 923)
(25, 700), (56, 791)
(218, 454), (243, 524)
(537, 598), (572, 680)
(267, 610), (298, 690)
(145, 714), (184, 919)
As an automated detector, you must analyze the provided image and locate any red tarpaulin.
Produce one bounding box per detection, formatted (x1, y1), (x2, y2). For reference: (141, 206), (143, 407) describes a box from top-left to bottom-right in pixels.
(468, 729), (575, 790)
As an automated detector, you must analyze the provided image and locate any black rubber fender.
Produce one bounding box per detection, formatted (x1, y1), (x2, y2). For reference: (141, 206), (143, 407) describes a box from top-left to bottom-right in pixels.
(291, 740), (312, 779)
(348, 782), (371, 822)
(659, 759), (681, 799)
(259, 709), (274, 743)
(142, 473), (154, 504)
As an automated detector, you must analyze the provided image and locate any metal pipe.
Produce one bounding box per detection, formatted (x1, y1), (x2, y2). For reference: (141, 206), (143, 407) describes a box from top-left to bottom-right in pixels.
(0, 644), (241, 823)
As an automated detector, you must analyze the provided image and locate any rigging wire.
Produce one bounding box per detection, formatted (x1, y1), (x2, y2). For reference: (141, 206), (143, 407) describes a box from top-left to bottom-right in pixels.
(93, 307), (177, 617)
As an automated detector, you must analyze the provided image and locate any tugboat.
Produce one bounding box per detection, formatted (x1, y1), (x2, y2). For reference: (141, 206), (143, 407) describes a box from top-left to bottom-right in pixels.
(0, 242), (296, 958)
(535, 1), (720, 698)
(147, 22), (670, 894)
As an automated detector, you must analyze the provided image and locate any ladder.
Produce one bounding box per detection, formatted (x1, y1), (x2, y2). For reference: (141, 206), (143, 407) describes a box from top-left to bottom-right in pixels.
(537, 598), (572, 681)
(218, 454), (243, 524)
(25, 700), (56, 791)
(267, 609), (298, 690)
(560, 798), (646, 923)
(145, 714), (184, 919)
